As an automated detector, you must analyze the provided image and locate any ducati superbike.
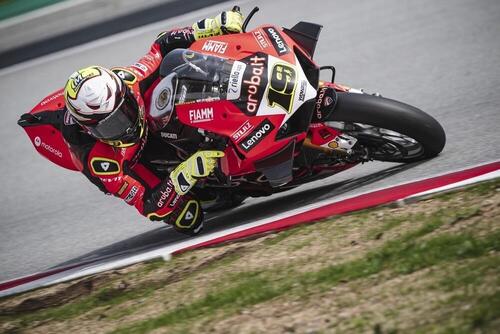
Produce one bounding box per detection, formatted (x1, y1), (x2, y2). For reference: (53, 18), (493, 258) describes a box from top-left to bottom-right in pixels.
(18, 7), (446, 210)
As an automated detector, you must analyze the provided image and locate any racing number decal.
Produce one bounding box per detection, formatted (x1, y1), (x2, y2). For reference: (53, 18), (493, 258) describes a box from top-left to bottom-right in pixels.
(267, 63), (297, 113)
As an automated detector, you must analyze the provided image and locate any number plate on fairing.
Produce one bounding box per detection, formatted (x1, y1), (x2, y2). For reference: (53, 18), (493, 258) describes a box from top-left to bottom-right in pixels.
(256, 55), (317, 126)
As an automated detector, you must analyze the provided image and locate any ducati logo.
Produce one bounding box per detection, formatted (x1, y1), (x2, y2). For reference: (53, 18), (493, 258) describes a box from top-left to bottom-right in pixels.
(324, 96), (334, 106)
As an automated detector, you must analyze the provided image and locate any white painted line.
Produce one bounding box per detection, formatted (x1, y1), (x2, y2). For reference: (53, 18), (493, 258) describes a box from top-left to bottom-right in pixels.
(2, 160), (498, 297)
(405, 170), (500, 199)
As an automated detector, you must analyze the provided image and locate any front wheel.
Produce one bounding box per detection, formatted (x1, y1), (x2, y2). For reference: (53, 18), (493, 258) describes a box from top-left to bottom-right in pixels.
(326, 92), (446, 162)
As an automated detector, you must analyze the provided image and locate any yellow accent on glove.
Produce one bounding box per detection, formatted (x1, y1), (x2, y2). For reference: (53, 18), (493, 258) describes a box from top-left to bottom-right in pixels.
(192, 9), (244, 40)
(170, 150), (225, 195)
(215, 9), (244, 34)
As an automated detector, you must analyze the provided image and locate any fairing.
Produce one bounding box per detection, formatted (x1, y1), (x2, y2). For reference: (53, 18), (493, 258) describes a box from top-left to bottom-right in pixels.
(18, 90), (80, 171)
(149, 26), (318, 176)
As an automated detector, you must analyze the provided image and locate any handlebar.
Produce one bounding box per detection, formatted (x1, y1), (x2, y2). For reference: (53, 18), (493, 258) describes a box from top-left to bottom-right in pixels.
(242, 6), (260, 33)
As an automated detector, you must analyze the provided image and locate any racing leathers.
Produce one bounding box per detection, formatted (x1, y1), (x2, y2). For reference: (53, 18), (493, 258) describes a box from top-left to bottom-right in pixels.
(61, 12), (243, 235)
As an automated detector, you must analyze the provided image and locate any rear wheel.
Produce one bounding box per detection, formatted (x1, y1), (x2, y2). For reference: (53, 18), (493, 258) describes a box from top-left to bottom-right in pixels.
(326, 92), (446, 162)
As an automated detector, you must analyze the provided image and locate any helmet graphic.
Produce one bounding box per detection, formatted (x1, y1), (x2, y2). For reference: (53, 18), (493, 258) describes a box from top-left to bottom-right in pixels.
(64, 66), (144, 147)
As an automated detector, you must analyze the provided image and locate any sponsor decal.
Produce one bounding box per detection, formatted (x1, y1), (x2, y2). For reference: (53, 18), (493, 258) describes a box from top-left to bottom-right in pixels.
(157, 182), (174, 208)
(314, 87), (336, 121)
(101, 162), (110, 171)
(66, 67), (101, 99)
(63, 110), (76, 125)
(240, 54), (267, 115)
(34, 136), (63, 158)
(263, 27), (290, 55)
(100, 176), (123, 183)
(112, 68), (137, 85)
(90, 158), (120, 175)
(201, 40), (228, 54)
(178, 176), (191, 193)
(143, 54), (155, 63)
(189, 107), (214, 124)
(315, 87), (327, 120)
(239, 119), (275, 152)
(231, 120), (253, 142)
(178, 85), (187, 104)
(117, 181), (129, 196)
(169, 194), (181, 208)
(132, 62), (148, 73)
(155, 88), (171, 110)
(298, 80), (307, 101)
(160, 132), (178, 140)
(267, 63), (297, 113)
(253, 30), (269, 49)
(324, 96), (334, 106)
(175, 200), (199, 228)
(125, 186), (139, 203)
(169, 28), (192, 37)
(227, 61), (246, 100)
(328, 141), (339, 149)
(319, 128), (333, 140)
(40, 91), (63, 106)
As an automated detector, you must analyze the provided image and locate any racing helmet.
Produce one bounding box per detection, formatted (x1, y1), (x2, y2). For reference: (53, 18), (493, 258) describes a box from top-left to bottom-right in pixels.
(64, 65), (144, 147)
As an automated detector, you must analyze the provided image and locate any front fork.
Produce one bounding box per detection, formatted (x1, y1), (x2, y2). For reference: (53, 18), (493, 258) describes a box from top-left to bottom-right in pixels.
(305, 80), (359, 156)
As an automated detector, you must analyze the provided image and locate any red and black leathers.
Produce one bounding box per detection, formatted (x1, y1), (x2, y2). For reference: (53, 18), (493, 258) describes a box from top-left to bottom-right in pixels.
(61, 27), (206, 234)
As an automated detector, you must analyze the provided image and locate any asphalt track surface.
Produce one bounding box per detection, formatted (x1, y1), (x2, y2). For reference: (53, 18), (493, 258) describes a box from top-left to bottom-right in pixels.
(1, 0), (499, 282)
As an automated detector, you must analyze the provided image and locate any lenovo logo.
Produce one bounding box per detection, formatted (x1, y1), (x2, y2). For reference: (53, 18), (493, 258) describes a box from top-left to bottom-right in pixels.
(239, 119), (275, 152)
(264, 27), (289, 55)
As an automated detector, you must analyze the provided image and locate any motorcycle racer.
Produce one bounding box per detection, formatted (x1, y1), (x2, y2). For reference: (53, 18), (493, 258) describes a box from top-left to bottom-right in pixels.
(61, 9), (244, 235)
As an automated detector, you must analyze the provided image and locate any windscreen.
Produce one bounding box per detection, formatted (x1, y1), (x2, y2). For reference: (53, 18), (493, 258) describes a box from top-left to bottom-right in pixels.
(160, 48), (233, 104)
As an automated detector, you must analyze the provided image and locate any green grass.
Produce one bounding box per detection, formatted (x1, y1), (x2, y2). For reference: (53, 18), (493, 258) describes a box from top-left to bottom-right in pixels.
(0, 0), (66, 21)
(437, 255), (500, 292)
(3, 179), (499, 333)
(365, 216), (407, 240)
(112, 275), (292, 334)
(262, 226), (305, 246)
(1, 277), (164, 326)
(113, 209), (500, 333)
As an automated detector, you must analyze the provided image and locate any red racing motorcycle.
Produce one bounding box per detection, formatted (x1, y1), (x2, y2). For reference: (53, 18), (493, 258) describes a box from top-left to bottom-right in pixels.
(19, 7), (446, 209)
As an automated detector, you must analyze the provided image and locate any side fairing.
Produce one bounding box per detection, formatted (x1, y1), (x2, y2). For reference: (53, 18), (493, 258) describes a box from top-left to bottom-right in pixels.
(18, 89), (80, 171)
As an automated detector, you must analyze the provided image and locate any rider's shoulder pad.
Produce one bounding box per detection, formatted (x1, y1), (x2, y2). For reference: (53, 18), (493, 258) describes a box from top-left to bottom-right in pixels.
(111, 67), (138, 86)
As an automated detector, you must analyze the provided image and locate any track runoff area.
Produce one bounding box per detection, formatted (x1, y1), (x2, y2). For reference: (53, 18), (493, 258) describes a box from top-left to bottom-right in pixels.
(1, 160), (499, 297)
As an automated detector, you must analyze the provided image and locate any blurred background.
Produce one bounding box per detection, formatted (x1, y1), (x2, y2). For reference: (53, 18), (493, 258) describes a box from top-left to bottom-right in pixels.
(1, 0), (499, 282)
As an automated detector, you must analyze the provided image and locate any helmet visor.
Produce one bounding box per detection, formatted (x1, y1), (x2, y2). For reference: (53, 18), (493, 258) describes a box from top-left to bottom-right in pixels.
(85, 88), (139, 141)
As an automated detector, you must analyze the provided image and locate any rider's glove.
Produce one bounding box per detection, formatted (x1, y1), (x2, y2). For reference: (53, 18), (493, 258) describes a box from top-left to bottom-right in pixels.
(192, 8), (244, 40)
(170, 150), (225, 195)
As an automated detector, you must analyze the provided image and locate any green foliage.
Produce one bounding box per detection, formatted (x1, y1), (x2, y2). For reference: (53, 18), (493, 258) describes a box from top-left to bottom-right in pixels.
(3, 178), (499, 333)
(112, 276), (291, 334)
